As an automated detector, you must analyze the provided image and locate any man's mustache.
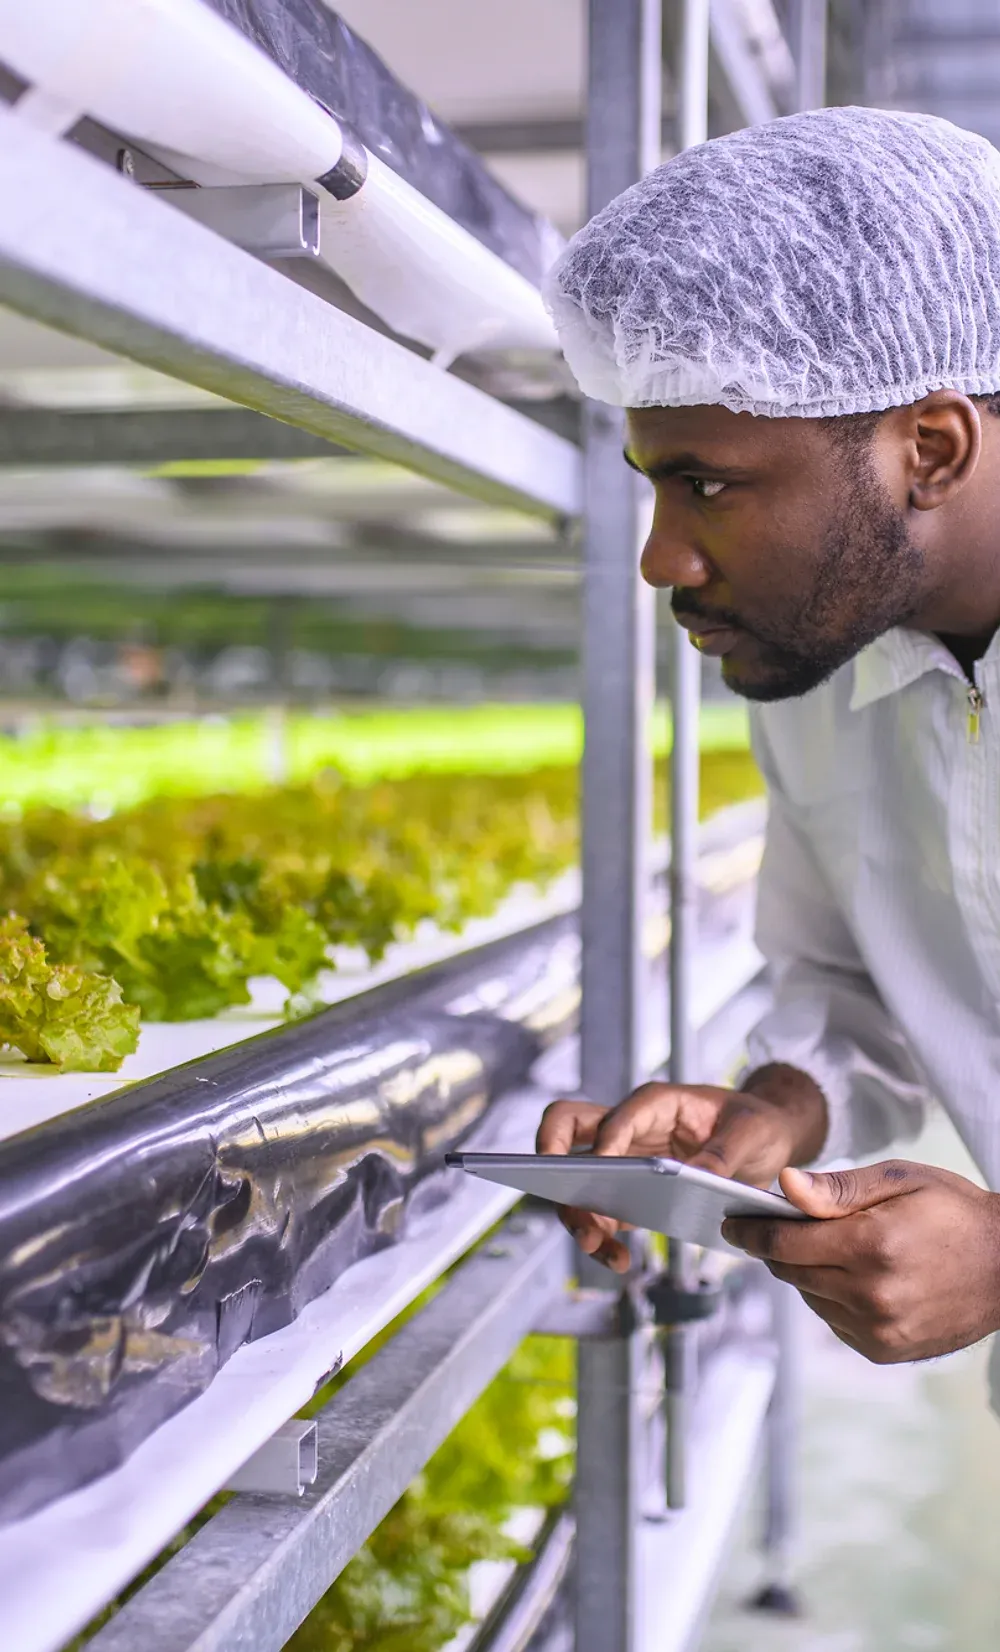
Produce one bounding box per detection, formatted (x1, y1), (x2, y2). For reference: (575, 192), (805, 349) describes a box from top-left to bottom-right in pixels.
(670, 592), (745, 631)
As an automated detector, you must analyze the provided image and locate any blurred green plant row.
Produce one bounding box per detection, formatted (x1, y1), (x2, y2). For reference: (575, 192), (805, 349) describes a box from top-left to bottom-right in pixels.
(0, 743), (761, 1071)
(0, 764), (577, 1067)
(0, 566), (572, 667)
(0, 701), (751, 811)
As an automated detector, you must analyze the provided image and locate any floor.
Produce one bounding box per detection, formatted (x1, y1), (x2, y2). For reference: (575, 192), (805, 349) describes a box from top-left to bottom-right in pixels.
(702, 1112), (1000, 1652)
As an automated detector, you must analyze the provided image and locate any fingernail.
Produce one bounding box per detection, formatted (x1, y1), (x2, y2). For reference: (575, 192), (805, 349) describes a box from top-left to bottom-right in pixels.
(791, 1169), (814, 1185)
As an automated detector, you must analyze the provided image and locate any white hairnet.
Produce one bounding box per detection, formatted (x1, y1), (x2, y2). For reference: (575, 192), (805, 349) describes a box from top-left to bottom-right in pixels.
(543, 106), (1000, 418)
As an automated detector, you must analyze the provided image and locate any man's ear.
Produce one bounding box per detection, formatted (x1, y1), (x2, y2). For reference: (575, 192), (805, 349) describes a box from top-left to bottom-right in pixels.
(905, 391), (983, 511)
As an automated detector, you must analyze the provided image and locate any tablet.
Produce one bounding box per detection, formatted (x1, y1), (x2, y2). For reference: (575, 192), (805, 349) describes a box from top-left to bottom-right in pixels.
(444, 1152), (808, 1253)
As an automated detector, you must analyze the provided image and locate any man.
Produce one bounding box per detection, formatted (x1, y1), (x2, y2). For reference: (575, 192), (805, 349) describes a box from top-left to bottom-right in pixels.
(536, 105), (1000, 1389)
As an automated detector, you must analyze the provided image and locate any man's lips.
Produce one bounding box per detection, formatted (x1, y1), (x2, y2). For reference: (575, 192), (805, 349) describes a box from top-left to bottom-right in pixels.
(674, 614), (744, 657)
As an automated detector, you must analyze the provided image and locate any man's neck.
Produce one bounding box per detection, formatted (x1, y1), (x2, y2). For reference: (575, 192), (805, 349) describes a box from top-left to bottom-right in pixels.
(934, 628), (996, 681)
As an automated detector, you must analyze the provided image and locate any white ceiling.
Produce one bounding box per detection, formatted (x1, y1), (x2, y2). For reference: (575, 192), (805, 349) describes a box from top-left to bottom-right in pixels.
(334, 0), (588, 236)
(333, 0), (585, 124)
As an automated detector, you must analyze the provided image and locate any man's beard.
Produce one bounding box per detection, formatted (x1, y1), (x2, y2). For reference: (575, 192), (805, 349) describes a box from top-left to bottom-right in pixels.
(673, 469), (925, 702)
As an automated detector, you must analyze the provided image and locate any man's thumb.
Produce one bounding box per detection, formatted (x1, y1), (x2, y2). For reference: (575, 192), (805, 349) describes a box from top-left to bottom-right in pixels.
(779, 1161), (915, 1218)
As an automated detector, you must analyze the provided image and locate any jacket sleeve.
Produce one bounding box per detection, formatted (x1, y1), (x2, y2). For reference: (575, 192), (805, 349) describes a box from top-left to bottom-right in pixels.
(744, 712), (929, 1165)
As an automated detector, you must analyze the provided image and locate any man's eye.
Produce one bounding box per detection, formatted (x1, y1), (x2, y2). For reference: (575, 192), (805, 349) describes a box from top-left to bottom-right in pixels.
(690, 478), (727, 499)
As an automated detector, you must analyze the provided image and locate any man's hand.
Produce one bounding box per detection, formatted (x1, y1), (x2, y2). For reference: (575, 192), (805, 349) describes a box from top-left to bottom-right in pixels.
(724, 1160), (1000, 1363)
(535, 1064), (827, 1273)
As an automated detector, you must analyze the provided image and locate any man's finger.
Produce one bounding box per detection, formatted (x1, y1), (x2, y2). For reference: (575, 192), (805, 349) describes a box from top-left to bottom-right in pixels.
(765, 1260), (857, 1307)
(779, 1160), (925, 1218)
(592, 1235), (631, 1273)
(537, 1098), (607, 1155)
(559, 1207), (630, 1272)
(687, 1098), (778, 1182)
(558, 1204), (620, 1254)
(721, 1213), (848, 1266)
(591, 1088), (680, 1156)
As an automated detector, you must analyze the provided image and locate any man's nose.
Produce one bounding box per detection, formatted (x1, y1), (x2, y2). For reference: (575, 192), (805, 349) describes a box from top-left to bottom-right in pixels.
(640, 526), (711, 591)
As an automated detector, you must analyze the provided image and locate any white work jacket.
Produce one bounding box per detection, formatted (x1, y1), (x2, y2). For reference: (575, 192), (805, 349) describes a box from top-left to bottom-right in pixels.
(746, 625), (1000, 1398)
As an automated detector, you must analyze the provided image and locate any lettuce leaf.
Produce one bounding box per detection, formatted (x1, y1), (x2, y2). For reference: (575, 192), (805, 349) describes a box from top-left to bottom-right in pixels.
(0, 915), (140, 1071)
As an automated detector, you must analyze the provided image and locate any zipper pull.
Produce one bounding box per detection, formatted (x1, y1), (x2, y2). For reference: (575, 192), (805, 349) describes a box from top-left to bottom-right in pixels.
(968, 684), (985, 744)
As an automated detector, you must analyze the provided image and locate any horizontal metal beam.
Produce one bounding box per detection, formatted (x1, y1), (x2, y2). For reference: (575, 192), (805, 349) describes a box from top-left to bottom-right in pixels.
(454, 113), (677, 156)
(3, 529), (577, 574)
(0, 112), (580, 522)
(0, 401), (580, 467)
(0, 408), (348, 465)
(87, 1213), (570, 1652)
(456, 114), (588, 153)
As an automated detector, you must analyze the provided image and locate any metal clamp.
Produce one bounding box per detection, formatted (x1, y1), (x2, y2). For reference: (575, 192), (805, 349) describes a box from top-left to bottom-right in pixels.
(534, 1284), (643, 1340)
(161, 183), (321, 261)
(645, 1274), (723, 1326)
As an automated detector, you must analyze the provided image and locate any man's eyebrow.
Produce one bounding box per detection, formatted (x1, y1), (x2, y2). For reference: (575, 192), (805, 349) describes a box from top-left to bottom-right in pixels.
(622, 448), (747, 481)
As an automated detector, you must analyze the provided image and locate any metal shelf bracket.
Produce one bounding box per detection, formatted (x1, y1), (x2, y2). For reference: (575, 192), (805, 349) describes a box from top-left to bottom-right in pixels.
(227, 1420), (319, 1499)
(163, 183), (322, 262)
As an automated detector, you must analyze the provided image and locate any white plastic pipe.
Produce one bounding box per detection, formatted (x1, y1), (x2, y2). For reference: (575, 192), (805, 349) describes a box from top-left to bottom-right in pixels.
(0, 0), (345, 182)
(319, 154), (559, 361)
(0, 0), (559, 361)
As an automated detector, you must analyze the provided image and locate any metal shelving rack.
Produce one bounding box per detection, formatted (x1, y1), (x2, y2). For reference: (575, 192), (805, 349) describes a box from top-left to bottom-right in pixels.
(0, 4), (829, 1649)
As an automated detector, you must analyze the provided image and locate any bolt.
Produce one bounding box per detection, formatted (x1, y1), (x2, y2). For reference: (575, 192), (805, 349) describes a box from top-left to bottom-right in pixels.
(117, 147), (136, 180)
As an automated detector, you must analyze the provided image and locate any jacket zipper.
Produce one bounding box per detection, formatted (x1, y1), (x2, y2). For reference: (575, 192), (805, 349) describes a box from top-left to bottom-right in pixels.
(967, 684), (985, 744)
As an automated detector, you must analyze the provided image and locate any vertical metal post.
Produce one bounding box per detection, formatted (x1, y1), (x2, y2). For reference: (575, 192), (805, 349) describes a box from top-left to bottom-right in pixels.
(753, 1275), (801, 1613)
(265, 596), (293, 785)
(763, 1279), (797, 1573)
(579, 0), (662, 1112)
(756, 0), (821, 1589)
(575, 3), (660, 1650)
(664, 0), (710, 1515)
(790, 0), (828, 111)
(677, 0), (711, 151)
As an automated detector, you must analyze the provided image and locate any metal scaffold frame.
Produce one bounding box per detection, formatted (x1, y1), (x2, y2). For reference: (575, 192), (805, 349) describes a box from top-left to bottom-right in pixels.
(0, 3), (826, 1647)
(0, 109), (579, 524)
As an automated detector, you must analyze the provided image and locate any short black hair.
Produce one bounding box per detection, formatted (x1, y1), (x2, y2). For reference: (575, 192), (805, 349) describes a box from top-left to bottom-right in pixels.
(818, 409), (885, 458)
(821, 393), (1000, 458)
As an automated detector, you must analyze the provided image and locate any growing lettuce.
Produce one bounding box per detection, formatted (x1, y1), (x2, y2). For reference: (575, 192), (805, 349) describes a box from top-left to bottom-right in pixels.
(0, 751), (762, 1071)
(0, 915), (139, 1071)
